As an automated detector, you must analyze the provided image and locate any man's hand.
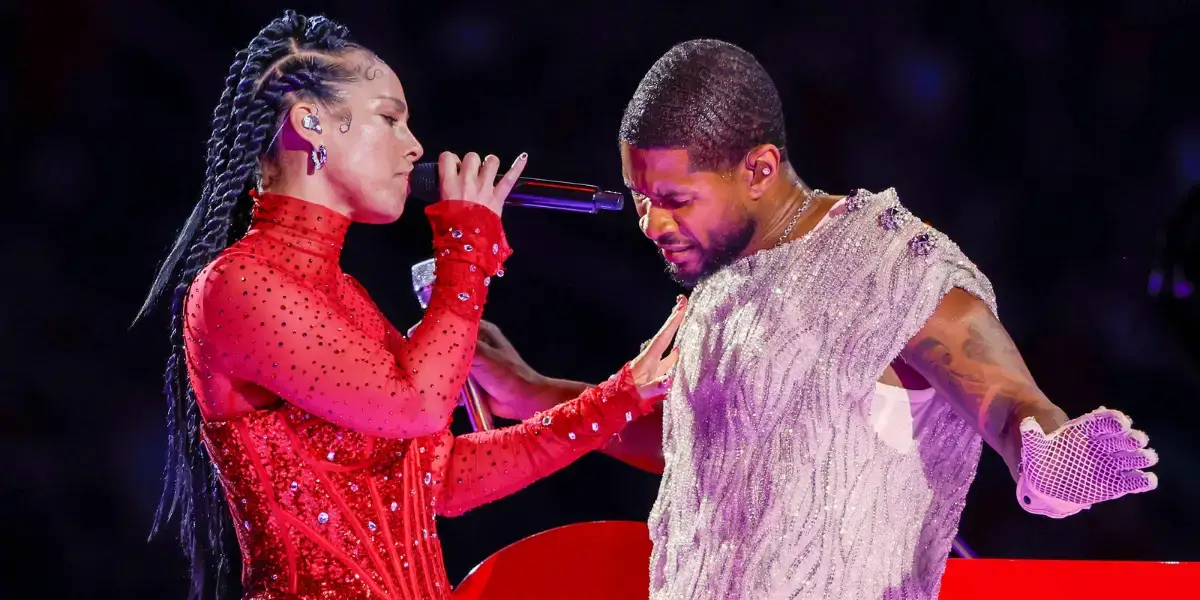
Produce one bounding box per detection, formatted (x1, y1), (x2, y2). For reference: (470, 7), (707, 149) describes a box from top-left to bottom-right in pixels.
(1017, 407), (1158, 518)
(471, 320), (575, 420)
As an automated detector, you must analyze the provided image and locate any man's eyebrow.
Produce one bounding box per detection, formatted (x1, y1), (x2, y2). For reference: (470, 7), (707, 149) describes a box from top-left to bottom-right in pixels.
(625, 185), (686, 200)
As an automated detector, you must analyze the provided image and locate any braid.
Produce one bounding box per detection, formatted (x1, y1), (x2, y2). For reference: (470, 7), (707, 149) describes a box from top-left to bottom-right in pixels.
(135, 10), (366, 599)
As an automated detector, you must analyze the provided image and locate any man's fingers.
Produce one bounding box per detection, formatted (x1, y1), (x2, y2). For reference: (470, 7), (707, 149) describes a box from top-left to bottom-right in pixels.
(477, 320), (498, 341)
(1106, 429), (1150, 452)
(1120, 470), (1158, 494)
(1112, 448), (1158, 471)
(1082, 407), (1132, 437)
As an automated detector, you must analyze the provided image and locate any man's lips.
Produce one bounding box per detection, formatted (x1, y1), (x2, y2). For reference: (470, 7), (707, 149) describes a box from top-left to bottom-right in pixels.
(659, 246), (695, 263)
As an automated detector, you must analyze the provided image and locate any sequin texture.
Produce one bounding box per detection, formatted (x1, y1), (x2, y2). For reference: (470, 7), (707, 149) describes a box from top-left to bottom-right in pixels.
(186, 193), (649, 599)
(649, 189), (998, 599)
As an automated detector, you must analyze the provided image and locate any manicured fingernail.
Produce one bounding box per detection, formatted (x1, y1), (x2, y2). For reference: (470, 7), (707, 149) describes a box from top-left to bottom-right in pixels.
(518, 152), (528, 161)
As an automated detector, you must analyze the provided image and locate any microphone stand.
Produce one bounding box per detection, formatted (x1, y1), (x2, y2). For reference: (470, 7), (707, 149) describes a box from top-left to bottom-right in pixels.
(410, 258), (494, 431)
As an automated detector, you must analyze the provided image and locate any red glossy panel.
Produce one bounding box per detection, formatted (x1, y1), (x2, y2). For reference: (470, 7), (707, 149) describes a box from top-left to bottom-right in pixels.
(454, 521), (1199, 600)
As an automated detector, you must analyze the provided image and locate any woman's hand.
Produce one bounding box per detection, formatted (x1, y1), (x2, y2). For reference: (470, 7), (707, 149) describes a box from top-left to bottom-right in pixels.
(438, 151), (528, 216)
(629, 295), (688, 407)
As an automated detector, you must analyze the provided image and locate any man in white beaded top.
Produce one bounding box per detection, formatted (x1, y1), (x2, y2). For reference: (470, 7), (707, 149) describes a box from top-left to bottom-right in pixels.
(469, 40), (1160, 599)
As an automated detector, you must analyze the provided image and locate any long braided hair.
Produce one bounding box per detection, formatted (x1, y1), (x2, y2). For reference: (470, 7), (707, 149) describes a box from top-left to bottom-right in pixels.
(133, 11), (367, 599)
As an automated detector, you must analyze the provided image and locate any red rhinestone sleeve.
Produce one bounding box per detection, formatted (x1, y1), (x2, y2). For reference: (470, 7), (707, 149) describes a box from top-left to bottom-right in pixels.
(186, 201), (509, 438)
(429, 363), (648, 517)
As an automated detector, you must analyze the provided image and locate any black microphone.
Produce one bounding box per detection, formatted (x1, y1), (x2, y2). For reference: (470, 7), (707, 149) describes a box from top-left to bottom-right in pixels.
(408, 162), (624, 214)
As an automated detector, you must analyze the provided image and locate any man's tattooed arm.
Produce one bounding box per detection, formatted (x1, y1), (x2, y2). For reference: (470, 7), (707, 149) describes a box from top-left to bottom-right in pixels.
(899, 288), (1069, 481)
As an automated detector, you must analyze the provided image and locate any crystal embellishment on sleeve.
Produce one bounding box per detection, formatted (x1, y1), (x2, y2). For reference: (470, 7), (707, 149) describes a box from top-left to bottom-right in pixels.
(879, 206), (911, 231)
(908, 231), (938, 256)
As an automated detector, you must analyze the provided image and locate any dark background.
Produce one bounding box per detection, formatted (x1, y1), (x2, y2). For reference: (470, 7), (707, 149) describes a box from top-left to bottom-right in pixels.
(7, 1), (1200, 598)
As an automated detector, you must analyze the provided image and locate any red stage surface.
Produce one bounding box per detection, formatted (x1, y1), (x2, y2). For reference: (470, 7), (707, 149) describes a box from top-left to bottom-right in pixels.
(454, 521), (1198, 600)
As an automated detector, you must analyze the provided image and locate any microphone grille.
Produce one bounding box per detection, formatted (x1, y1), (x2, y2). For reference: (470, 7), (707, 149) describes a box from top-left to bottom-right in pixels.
(409, 163), (439, 202)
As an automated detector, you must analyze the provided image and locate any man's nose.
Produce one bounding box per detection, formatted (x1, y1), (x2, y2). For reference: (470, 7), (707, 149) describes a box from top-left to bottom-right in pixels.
(642, 205), (679, 240)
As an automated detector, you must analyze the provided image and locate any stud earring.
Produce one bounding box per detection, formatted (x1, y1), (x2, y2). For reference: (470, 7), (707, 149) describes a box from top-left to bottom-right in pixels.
(762, 166), (772, 176)
(311, 145), (327, 170)
(302, 113), (323, 133)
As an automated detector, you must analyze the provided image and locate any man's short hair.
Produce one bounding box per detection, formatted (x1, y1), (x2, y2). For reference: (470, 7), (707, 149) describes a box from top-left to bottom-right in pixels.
(619, 39), (787, 171)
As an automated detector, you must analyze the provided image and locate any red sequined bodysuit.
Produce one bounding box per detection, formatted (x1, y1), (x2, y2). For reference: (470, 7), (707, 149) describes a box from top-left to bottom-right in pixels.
(184, 193), (648, 599)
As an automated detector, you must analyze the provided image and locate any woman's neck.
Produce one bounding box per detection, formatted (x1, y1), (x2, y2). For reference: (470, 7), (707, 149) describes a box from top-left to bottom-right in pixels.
(264, 174), (354, 219)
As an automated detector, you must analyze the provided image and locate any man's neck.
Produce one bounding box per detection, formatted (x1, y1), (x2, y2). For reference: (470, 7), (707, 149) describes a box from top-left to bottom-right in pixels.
(742, 179), (824, 256)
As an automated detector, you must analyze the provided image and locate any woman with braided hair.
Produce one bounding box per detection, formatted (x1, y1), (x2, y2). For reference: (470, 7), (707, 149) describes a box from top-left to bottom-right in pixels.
(137, 11), (683, 599)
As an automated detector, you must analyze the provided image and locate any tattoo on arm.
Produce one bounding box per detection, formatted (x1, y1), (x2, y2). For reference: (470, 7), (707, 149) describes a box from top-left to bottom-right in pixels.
(961, 320), (1033, 378)
(961, 325), (998, 365)
(902, 291), (1061, 474)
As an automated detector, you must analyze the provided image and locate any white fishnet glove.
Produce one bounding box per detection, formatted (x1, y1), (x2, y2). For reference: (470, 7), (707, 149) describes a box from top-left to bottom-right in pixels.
(1016, 407), (1158, 518)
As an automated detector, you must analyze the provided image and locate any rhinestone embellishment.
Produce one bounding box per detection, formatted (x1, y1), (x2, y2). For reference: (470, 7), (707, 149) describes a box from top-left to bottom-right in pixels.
(878, 206), (910, 231)
(844, 189), (870, 212)
(909, 232), (937, 256)
(458, 292), (470, 301)
(451, 230), (463, 239)
(541, 415), (552, 426)
(496, 269), (505, 278)
(483, 276), (491, 286)
(368, 521), (377, 532)
(568, 432), (577, 440)
(492, 243), (499, 254)
(464, 244), (473, 252)
(318, 512), (330, 524)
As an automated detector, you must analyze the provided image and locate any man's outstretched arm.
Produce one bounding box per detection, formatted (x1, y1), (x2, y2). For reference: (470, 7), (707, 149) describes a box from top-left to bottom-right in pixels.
(900, 288), (1158, 518)
(899, 288), (1067, 479)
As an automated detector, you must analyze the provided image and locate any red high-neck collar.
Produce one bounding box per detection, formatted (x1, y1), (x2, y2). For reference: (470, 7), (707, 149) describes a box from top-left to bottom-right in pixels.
(248, 191), (351, 260)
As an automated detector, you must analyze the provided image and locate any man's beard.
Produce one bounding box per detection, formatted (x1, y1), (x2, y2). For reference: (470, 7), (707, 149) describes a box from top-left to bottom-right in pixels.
(666, 216), (757, 288)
